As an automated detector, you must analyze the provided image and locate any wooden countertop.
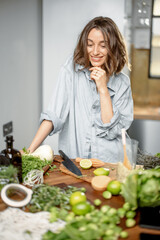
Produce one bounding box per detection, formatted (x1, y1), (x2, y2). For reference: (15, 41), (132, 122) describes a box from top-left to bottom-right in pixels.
(0, 157), (160, 240)
(134, 105), (160, 120)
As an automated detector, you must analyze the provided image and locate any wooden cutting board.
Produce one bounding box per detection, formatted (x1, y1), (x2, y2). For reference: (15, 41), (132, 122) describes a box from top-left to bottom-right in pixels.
(54, 155), (117, 183)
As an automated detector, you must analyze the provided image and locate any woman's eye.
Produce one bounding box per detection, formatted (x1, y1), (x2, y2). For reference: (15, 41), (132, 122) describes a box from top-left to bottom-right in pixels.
(87, 44), (93, 47)
(101, 45), (106, 48)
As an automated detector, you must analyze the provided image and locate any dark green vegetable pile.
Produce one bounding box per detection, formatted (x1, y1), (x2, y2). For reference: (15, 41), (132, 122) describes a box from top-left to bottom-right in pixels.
(0, 165), (18, 190)
(22, 155), (52, 180)
(137, 149), (160, 169)
(42, 204), (134, 240)
(28, 184), (86, 212)
(121, 167), (160, 209)
(27, 184), (138, 240)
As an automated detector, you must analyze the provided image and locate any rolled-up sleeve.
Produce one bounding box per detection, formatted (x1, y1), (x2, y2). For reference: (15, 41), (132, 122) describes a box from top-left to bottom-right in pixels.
(40, 66), (71, 135)
(94, 74), (133, 140)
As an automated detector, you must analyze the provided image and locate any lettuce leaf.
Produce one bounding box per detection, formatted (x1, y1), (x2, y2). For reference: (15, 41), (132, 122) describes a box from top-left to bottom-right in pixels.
(121, 168), (160, 209)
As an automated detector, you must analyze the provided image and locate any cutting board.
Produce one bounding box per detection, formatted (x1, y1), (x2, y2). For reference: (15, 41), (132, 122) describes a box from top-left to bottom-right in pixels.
(54, 155), (117, 183)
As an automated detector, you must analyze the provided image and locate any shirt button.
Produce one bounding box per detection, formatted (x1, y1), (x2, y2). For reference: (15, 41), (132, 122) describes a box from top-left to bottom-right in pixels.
(92, 105), (96, 109)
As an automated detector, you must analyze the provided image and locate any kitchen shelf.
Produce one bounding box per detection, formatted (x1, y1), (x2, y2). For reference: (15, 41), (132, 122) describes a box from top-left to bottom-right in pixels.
(134, 105), (160, 120)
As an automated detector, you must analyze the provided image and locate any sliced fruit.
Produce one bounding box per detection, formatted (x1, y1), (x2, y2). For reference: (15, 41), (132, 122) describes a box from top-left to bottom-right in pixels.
(80, 159), (92, 169)
(90, 158), (105, 167)
(75, 157), (82, 163)
(93, 167), (110, 176)
(91, 175), (112, 191)
(75, 157), (105, 167)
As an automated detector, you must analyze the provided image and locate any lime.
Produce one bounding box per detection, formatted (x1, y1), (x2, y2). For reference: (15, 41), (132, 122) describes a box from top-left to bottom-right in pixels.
(100, 205), (110, 213)
(72, 201), (92, 215)
(93, 168), (110, 176)
(107, 180), (121, 195)
(117, 208), (126, 218)
(123, 202), (131, 211)
(126, 210), (136, 219)
(102, 191), (112, 199)
(125, 218), (136, 228)
(80, 187), (86, 193)
(80, 159), (92, 169)
(94, 199), (102, 206)
(69, 191), (86, 206)
(120, 231), (128, 238)
(65, 212), (75, 222)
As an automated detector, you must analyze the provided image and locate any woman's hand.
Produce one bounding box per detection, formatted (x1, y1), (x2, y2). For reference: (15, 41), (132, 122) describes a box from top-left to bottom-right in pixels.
(90, 67), (113, 123)
(90, 67), (109, 94)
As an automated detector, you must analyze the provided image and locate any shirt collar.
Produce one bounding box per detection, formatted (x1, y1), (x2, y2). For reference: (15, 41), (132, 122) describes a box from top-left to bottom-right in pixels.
(75, 63), (84, 72)
(75, 63), (91, 80)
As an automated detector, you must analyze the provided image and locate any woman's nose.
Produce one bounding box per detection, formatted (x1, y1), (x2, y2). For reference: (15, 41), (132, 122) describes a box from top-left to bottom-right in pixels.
(93, 45), (99, 55)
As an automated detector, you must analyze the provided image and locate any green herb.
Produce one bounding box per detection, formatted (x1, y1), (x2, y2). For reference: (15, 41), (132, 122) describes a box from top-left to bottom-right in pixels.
(24, 230), (32, 235)
(28, 184), (84, 213)
(155, 153), (160, 158)
(22, 147), (29, 154)
(137, 149), (160, 169)
(121, 168), (160, 209)
(0, 165), (18, 190)
(22, 155), (51, 180)
(49, 165), (57, 171)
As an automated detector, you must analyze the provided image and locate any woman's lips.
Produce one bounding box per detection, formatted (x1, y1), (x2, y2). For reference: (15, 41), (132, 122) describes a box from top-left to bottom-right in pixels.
(90, 56), (103, 62)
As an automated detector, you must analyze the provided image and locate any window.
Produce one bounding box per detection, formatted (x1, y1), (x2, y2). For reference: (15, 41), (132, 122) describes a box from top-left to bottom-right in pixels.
(149, 0), (160, 78)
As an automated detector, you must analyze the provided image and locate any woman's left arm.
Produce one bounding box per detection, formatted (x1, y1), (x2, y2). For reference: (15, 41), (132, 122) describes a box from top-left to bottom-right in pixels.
(90, 68), (133, 140)
(90, 66), (113, 123)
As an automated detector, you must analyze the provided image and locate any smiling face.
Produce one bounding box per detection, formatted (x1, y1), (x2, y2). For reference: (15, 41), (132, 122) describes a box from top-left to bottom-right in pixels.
(87, 28), (107, 68)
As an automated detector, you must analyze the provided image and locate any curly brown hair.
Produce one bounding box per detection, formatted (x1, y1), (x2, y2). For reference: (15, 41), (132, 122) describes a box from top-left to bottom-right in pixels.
(74, 16), (130, 76)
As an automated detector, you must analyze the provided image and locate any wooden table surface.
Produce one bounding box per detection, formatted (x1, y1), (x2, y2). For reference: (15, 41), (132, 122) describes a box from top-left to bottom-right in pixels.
(0, 156), (160, 240)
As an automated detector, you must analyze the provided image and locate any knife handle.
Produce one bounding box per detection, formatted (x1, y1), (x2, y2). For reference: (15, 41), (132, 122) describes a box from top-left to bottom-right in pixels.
(59, 150), (66, 160)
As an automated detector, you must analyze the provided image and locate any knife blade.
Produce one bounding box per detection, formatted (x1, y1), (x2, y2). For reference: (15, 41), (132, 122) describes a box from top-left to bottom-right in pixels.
(59, 150), (82, 176)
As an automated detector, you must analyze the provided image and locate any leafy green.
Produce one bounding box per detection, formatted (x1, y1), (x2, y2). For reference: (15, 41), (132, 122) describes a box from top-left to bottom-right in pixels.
(28, 184), (85, 213)
(22, 154), (51, 180)
(121, 168), (160, 209)
(155, 152), (160, 158)
(42, 205), (123, 240)
(22, 147), (29, 154)
(0, 165), (18, 190)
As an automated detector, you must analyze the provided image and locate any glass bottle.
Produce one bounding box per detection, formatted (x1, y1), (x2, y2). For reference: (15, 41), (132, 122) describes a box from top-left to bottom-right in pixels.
(1, 135), (22, 183)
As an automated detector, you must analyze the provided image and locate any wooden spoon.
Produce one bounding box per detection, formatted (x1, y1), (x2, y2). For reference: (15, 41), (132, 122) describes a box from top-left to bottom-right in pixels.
(121, 129), (132, 170)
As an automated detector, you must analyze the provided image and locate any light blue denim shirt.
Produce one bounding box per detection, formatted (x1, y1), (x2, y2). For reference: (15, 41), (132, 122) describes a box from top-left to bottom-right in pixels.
(40, 55), (133, 163)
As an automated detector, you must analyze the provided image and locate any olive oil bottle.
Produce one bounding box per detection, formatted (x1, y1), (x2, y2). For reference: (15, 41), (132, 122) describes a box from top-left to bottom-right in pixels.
(1, 135), (22, 183)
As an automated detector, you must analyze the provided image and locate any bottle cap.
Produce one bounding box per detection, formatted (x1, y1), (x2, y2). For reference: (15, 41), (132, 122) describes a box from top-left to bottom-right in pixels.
(5, 135), (14, 142)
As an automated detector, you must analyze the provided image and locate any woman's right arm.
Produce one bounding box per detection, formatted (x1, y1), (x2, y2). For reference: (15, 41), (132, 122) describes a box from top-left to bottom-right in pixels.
(27, 120), (53, 153)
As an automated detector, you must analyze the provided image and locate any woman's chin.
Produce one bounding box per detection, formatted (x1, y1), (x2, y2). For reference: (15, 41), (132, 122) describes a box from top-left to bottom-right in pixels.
(91, 62), (103, 68)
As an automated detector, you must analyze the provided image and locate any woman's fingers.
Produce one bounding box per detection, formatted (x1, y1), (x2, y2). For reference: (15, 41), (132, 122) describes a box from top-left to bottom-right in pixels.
(90, 67), (109, 93)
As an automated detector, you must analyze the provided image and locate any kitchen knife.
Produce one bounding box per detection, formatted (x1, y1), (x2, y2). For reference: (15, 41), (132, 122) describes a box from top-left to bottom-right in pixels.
(59, 150), (82, 176)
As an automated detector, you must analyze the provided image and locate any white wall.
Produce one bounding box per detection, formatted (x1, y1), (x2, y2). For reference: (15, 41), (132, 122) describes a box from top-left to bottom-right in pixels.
(42, 0), (125, 154)
(0, 0), (42, 150)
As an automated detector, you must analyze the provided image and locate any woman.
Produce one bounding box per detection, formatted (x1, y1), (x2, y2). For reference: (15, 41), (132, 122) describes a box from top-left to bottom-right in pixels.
(27, 16), (133, 163)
